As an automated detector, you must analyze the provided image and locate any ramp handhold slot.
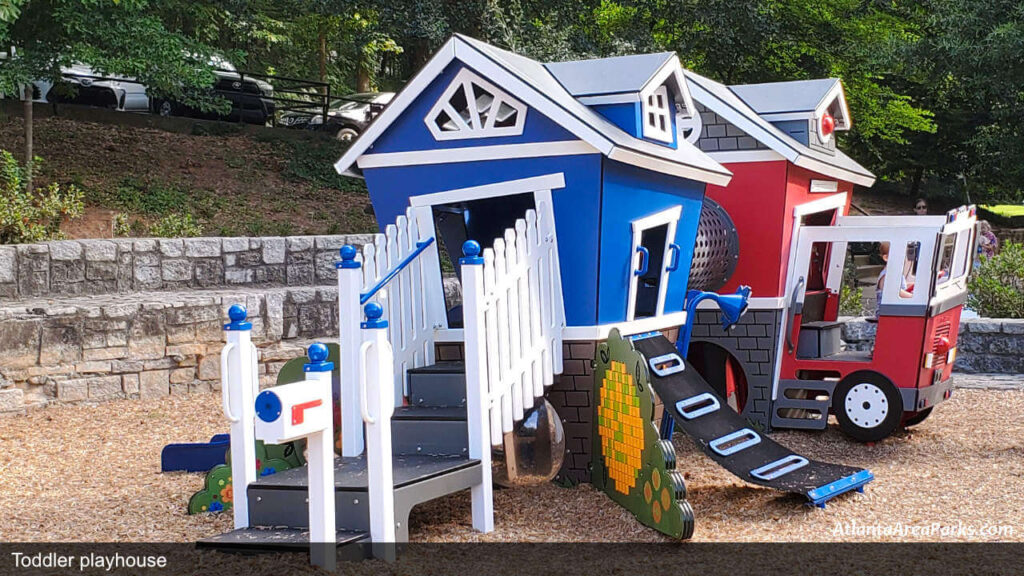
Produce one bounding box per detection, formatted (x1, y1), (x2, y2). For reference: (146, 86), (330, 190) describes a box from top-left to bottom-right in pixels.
(750, 455), (809, 481)
(649, 353), (685, 377)
(709, 428), (761, 456)
(675, 393), (720, 420)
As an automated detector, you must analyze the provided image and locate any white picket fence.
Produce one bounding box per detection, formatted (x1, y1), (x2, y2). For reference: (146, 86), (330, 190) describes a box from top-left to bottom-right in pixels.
(359, 206), (447, 398)
(462, 207), (565, 445)
(336, 205), (446, 457)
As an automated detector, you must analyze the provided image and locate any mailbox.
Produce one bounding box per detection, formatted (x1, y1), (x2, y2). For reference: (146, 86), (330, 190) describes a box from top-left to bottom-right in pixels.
(255, 380), (332, 445)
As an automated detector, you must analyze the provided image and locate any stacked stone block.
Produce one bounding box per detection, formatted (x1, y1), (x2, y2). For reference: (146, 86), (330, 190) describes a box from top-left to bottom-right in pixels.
(842, 317), (1024, 374)
(0, 235), (373, 300)
(694, 103), (769, 153)
(689, 309), (781, 429)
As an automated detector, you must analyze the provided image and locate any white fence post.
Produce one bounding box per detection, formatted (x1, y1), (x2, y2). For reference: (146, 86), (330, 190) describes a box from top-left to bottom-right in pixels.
(459, 241), (494, 533)
(361, 302), (397, 559)
(253, 342), (337, 570)
(300, 344), (337, 570)
(221, 304), (258, 530)
(337, 245), (365, 457)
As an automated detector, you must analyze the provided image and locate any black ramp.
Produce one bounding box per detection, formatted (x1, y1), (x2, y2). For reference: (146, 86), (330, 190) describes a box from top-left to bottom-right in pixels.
(630, 332), (872, 506)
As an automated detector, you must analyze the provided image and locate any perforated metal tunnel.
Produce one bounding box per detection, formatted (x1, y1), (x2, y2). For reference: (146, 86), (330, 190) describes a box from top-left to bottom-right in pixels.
(687, 197), (739, 292)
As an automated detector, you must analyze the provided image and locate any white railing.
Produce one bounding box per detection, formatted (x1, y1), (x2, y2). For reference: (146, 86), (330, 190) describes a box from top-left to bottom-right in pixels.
(460, 206), (565, 532)
(336, 205), (445, 457)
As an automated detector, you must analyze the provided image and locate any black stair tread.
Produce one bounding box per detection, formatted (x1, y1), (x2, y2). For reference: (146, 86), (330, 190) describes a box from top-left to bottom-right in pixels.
(407, 362), (465, 374)
(251, 454), (479, 491)
(197, 526), (367, 550)
(393, 405), (467, 420)
(801, 320), (845, 329)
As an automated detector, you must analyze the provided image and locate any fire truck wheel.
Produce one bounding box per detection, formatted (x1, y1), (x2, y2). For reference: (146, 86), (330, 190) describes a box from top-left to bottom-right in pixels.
(833, 372), (903, 442)
(902, 407), (933, 428)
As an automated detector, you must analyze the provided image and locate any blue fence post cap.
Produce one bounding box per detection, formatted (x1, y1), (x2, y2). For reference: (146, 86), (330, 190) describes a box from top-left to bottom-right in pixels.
(304, 342), (334, 373)
(460, 240), (483, 265)
(224, 303), (252, 331)
(361, 301), (388, 329)
(337, 245), (361, 269)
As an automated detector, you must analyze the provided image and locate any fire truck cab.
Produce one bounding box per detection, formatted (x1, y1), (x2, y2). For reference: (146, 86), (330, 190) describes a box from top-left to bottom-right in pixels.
(778, 205), (977, 440)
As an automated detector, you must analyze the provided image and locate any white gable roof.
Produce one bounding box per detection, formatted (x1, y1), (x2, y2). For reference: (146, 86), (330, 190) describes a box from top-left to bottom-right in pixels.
(334, 35), (731, 187)
(684, 71), (874, 187)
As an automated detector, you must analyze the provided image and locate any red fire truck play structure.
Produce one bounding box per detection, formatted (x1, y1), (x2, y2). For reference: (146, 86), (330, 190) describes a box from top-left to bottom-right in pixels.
(680, 71), (977, 441)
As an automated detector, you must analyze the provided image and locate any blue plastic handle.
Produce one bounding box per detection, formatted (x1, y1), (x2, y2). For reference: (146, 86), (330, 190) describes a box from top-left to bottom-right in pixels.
(666, 243), (681, 272)
(634, 246), (649, 276)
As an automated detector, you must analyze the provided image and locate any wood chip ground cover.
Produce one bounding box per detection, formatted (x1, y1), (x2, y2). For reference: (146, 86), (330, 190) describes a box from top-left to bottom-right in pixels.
(0, 389), (1021, 546)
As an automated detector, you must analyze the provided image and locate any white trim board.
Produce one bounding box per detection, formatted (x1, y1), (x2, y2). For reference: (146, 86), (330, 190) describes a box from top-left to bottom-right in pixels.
(707, 149), (786, 164)
(408, 173), (566, 207)
(696, 296), (785, 310)
(435, 311), (689, 343)
(577, 93), (641, 106)
(562, 311), (688, 341)
(608, 147), (732, 187)
(356, 141), (598, 169)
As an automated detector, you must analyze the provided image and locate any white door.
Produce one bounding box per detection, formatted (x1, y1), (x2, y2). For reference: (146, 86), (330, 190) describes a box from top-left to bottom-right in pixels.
(627, 205), (682, 321)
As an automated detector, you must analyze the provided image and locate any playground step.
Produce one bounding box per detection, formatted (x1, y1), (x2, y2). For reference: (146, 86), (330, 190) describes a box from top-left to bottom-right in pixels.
(391, 406), (468, 456)
(407, 362), (466, 408)
(246, 454), (481, 534)
(197, 526), (368, 555)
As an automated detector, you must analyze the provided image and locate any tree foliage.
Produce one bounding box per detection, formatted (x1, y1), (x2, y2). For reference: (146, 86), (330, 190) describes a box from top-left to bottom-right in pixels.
(3, 0), (1024, 205)
(0, 149), (83, 244)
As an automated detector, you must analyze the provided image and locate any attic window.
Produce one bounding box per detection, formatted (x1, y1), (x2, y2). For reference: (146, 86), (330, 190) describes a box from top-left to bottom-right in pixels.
(643, 85), (673, 143)
(426, 68), (527, 141)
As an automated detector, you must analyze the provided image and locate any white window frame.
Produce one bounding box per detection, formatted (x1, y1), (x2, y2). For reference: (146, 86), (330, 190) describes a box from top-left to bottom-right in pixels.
(424, 68), (527, 142)
(642, 85), (673, 143)
(626, 205), (682, 321)
(676, 102), (703, 145)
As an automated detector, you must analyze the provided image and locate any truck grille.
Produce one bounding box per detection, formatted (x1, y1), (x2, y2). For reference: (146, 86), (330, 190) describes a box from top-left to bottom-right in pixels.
(931, 321), (952, 369)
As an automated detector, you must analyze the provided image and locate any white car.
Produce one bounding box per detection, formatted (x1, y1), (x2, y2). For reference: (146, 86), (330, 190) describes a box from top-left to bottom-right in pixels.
(32, 63), (149, 112)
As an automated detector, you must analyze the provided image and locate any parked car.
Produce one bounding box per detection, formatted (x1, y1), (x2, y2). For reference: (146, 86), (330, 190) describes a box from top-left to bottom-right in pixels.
(280, 92), (394, 141)
(31, 64), (149, 112)
(150, 58), (276, 125)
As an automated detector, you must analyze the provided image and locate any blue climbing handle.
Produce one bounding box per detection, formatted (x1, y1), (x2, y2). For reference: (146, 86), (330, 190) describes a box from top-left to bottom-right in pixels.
(666, 243), (681, 272)
(634, 246), (649, 276)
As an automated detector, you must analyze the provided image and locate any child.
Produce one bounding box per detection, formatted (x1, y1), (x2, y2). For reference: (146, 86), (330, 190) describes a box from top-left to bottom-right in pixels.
(876, 243), (913, 314)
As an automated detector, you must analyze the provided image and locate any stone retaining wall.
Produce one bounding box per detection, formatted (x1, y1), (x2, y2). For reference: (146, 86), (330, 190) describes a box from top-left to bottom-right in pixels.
(0, 287), (341, 414)
(0, 234), (373, 300)
(841, 317), (1024, 374)
(0, 234), (377, 415)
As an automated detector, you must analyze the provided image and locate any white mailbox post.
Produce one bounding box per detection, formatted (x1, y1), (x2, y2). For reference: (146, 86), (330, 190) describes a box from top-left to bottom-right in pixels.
(254, 342), (337, 570)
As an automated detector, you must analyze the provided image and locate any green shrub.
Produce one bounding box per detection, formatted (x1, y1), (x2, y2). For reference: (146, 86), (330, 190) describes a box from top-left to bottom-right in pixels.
(112, 212), (132, 237)
(840, 283), (864, 316)
(0, 150), (84, 244)
(967, 241), (1024, 318)
(149, 213), (203, 238)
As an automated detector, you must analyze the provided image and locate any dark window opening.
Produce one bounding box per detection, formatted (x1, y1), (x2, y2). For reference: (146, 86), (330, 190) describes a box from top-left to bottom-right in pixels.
(634, 223), (668, 319)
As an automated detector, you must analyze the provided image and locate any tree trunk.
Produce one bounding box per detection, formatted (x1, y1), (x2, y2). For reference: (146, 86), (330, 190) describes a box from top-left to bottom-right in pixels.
(22, 84), (33, 194)
(356, 61), (371, 93)
(318, 26), (328, 95)
(909, 165), (923, 200)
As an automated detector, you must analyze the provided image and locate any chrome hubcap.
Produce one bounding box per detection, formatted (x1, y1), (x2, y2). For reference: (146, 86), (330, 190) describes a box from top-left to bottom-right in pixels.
(845, 383), (888, 429)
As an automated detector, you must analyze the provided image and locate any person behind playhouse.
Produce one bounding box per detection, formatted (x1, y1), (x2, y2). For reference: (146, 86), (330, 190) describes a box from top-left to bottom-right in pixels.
(876, 242), (913, 316)
(913, 198), (928, 215)
(975, 220), (998, 266)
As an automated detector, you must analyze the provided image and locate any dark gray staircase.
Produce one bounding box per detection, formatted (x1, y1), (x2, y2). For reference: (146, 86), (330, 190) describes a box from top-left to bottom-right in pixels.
(199, 360), (478, 555)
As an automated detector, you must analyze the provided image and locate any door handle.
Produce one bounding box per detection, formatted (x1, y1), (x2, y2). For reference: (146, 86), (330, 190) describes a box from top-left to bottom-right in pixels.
(786, 276), (805, 354)
(666, 243), (681, 272)
(634, 246), (649, 276)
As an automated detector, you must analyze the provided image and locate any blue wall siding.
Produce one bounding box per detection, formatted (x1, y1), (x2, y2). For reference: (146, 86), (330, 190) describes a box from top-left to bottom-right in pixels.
(592, 103), (642, 138)
(367, 62), (578, 154)
(362, 154), (603, 326)
(596, 159), (706, 324)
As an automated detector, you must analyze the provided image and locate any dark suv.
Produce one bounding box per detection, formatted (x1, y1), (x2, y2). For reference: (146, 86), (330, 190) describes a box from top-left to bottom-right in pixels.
(151, 60), (275, 125)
